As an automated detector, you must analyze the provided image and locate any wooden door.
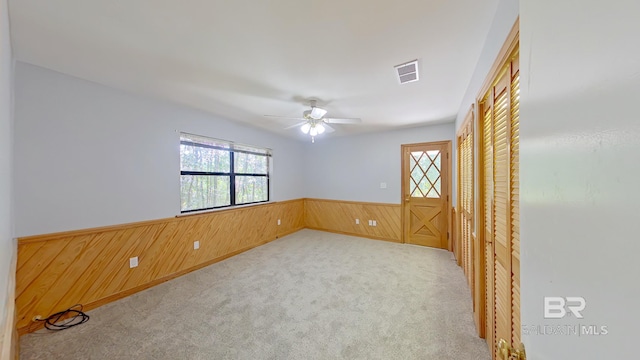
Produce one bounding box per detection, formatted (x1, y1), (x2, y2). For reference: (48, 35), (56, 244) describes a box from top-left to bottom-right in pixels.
(481, 96), (496, 355)
(457, 110), (474, 287)
(457, 109), (483, 334)
(479, 46), (520, 359)
(402, 142), (450, 249)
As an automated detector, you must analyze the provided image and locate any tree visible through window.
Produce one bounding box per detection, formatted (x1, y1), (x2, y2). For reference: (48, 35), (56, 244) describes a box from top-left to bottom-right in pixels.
(180, 133), (270, 212)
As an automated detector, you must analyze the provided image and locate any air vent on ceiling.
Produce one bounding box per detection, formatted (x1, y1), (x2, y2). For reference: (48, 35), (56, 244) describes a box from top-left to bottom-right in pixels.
(395, 60), (419, 84)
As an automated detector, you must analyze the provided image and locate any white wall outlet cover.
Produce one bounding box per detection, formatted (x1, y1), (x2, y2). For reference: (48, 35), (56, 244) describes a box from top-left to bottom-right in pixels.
(194, 241), (200, 250)
(129, 257), (138, 268)
(380, 182), (387, 189)
(355, 219), (359, 224)
(368, 220), (373, 226)
(277, 219), (281, 225)
(373, 220), (377, 226)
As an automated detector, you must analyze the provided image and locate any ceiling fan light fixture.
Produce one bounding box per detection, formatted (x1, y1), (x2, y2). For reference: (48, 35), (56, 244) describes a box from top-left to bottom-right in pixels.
(267, 99), (362, 142)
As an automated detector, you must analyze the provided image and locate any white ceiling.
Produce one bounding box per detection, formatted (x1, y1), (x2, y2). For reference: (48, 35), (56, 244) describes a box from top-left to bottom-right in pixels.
(9, 0), (499, 138)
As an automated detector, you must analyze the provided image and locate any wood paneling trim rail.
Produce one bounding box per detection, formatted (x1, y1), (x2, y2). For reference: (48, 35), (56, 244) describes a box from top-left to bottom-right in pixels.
(304, 198), (401, 208)
(19, 199), (302, 244)
(16, 199), (305, 334)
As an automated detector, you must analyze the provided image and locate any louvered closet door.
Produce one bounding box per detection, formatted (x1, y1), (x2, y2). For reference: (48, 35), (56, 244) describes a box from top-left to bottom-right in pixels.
(481, 48), (520, 359)
(481, 96), (495, 355)
(510, 58), (520, 347)
(493, 71), (511, 355)
(464, 131), (473, 292)
(457, 112), (474, 294)
(458, 111), (483, 334)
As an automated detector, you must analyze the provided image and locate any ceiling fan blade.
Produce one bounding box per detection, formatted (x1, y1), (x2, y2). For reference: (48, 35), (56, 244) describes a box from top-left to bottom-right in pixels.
(322, 124), (335, 133)
(324, 117), (362, 124)
(264, 115), (305, 120)
(310, 107), (328, 119)
(283, 121), (308, 130)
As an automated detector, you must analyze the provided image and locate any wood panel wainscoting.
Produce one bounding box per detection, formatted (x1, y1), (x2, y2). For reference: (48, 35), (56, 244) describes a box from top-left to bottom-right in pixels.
(0, 302), (17, 360)
(304, 198), (402, 243)
(16, 199), (304, 335)
(1, 240), (18, 360)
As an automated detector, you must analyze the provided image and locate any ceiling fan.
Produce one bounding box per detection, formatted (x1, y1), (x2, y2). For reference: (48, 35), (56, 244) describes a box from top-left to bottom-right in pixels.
(264, 100), (362, 142)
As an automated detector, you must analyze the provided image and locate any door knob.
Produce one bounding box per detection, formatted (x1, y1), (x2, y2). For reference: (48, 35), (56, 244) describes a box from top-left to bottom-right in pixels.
(498, 339), (526, 360)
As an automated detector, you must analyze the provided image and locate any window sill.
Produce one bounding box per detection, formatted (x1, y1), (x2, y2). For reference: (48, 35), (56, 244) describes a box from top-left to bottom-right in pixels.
(175, 201), (273, 218)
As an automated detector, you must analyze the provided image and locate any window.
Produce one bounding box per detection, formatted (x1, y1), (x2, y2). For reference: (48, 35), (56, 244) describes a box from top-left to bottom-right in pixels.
(180, 133), (270, 213)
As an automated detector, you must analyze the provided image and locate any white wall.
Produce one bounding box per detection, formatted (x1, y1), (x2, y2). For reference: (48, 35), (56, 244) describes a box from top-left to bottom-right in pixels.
(453, 0), (518, 232)
(454, 0), (519, 131)
(14, 62), (306, 237)
(0, 0), (14, 351)
(304, 123), (455, 204)
(520, 1), (640, 359)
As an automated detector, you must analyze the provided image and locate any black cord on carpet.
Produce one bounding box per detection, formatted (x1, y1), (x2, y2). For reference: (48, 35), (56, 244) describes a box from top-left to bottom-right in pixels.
(35, 304), (90, 331)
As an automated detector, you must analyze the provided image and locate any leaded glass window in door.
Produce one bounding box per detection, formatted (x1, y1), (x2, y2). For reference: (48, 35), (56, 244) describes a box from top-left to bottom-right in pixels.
(409, 150), (441, 198)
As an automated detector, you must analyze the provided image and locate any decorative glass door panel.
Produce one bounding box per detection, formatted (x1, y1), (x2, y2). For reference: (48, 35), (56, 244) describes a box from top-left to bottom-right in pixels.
(403, 142), (450, 249)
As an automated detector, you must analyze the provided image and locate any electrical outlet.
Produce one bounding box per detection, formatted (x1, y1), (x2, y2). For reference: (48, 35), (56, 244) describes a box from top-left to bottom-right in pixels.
(355, 218), (360, 225)
(277, 219), (281, 225)
(368, 220), (373, 226)
(194, 241), (200, 250)
(380, 182), (387, 189)
(129, 257), (138, 268)
(373, 220), (377, 227)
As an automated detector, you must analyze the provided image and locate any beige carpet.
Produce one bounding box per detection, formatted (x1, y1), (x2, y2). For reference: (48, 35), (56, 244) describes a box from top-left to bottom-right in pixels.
(20, 230), (490, 360)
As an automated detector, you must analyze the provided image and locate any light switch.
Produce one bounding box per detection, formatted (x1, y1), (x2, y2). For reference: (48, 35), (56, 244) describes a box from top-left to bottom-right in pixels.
(380, 182), (387, 189)
(194, 241), (200, 250)
(129, 257), (138, 268)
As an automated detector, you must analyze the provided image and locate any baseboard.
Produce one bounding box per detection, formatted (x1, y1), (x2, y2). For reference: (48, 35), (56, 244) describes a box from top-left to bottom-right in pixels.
(17, 242), (252, 335)
(275, 226), (303, 240)
(16, 200), (305, 335)
(305, 227), (401, 243)
(18, 226), (304, 335)
(304, 198), (402, 242)
(15, 197), (409, 338)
